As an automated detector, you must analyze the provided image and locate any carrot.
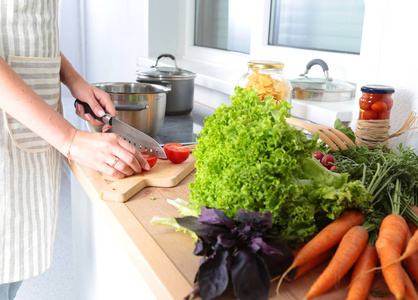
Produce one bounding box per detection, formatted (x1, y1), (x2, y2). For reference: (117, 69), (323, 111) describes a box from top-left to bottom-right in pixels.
(408, 205), (418, 234)
(401, 228), (418, 262)
(275, 210), (364, 294)
(380, 226), (418, 271)
(304, 225), (369, 300)
(285, 248), (334, 281)
(408, 221), (418, 235)
(375, 214), (409, 300)
(404, 228), (418, 283)
(346, 244), (378, 300)
(403, 267), (418, 300)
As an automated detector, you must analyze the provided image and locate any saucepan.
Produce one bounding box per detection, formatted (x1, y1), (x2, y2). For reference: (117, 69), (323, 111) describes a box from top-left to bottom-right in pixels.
(88, 82), (170, 137)
(136, 54), (196, 116)
(290, 59), (356, 102)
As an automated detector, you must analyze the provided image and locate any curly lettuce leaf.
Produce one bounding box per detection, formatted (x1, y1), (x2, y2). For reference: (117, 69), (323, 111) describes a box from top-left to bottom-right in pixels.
(189, 87), (371, 247)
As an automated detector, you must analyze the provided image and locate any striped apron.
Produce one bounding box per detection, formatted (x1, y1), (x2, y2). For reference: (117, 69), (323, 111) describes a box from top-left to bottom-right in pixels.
(0, 0), (62, 283)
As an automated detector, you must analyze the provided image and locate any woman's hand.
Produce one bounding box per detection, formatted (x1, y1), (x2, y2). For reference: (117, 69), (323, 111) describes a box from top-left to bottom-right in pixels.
(60, 52), (115, 132)
(69, 130), (150, 179)
(72, 80), (116, 132)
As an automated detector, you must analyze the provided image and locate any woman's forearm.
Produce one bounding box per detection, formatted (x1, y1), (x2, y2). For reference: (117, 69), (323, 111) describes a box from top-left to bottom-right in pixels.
(60, 52), (85, 91)
(0, 56), (75, 155)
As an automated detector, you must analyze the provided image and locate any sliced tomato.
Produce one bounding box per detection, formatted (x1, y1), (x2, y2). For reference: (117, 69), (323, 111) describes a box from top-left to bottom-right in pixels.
(141, 153), (158, 170)
(163, 143), (190, 164)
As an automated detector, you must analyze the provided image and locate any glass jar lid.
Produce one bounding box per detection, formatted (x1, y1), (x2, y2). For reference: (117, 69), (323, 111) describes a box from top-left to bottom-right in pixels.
(247, 60), (284, 69)
(361, 85), (395, 94)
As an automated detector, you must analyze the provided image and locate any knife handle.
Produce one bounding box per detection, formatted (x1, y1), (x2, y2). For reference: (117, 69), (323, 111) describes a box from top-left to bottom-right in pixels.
(74, 99), (104, 122)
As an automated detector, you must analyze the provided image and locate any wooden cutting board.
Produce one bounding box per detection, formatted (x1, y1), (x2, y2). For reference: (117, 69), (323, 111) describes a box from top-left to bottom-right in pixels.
(100, 146), (197, 203)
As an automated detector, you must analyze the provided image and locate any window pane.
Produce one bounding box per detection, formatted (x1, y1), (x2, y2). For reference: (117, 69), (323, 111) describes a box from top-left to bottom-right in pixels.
(194, 0), (251, 54)
(269, 0), (365, 54)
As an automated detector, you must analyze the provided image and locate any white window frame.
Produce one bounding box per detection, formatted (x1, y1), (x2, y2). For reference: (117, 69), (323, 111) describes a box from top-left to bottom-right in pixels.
(180, 0), (384, 91)
(143, 0), (386, 102)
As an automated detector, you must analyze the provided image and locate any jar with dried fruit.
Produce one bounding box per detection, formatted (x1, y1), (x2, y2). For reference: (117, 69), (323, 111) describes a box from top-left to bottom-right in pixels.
(237, 60), (292, 105)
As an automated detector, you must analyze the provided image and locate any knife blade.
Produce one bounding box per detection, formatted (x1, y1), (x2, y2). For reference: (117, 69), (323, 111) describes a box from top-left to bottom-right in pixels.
(75, 100), (166, 159)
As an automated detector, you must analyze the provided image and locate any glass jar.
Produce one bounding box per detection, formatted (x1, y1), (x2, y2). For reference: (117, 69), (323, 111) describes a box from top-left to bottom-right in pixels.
(237, 60), (292, 104)
(358, 85), (395, 120)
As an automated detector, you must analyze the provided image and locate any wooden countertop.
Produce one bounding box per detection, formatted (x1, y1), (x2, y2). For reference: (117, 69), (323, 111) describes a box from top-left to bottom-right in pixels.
(68, 160), (395, 300)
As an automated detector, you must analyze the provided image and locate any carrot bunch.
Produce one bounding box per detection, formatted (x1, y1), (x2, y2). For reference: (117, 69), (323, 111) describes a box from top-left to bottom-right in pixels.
(276, 204), (418, 299)
(294, 140), (418, 299)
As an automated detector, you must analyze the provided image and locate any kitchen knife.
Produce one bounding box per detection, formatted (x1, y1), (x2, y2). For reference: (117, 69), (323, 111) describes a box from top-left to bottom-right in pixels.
(75, 100), (166, 159)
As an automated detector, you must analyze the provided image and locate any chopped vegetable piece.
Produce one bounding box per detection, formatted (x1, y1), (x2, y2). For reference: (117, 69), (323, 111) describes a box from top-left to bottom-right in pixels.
(141, 153), (158, 170)
(164, 143), (190, 163)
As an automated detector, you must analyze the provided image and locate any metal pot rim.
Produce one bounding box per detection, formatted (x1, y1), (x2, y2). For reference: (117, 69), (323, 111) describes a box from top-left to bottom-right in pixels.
(92, 82), (171, 94)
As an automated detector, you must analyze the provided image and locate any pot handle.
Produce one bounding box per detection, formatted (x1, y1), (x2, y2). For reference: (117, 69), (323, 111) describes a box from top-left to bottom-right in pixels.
(114, 104), (150, 111)
(75, 100), (149, 122)
(300, 59), (332, 81)
(151, 53), (182, 71)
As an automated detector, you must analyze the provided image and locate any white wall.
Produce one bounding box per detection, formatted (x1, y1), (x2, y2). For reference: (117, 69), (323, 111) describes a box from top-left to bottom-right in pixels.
(82, 0), (149, 83)
(59, 0), (84, 99)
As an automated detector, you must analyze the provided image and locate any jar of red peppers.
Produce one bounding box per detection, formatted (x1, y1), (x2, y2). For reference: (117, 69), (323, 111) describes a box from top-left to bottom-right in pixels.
(358, 85), (395, 120)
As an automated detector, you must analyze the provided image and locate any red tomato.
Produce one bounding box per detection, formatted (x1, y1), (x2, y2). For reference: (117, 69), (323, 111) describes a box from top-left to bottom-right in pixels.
(163, 143), (190, 164)
(378, 110), (390, 120)
(141, 153), (158, 170)
(382, 97), (393, 110)
(359, 99), (372, 111)
(371, 101), (388, 113)
(359, 109), (378, 120)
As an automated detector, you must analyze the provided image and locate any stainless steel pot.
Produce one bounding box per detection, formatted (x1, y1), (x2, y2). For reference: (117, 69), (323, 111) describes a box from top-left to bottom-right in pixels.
(89, 82), (170, 137)
(136, 54), (196, 116)
(290, 59), (356, 102)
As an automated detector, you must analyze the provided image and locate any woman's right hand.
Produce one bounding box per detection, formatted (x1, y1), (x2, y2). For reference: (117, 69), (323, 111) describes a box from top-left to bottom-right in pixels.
(68, 130), (150, 179)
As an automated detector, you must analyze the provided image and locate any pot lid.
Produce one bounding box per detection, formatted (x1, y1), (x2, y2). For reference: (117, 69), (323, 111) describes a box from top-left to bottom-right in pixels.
(290, 59), (355, 92)
(136, 54), (196, 80)
(291, 76), (355, 92)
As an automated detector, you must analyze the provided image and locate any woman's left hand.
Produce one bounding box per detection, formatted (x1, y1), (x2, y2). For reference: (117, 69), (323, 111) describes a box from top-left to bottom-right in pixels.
(72, 80), (116, 132)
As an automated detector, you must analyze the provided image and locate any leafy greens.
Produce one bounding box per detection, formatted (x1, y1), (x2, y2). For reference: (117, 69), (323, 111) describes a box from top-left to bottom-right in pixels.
(189, 87), (371, 246)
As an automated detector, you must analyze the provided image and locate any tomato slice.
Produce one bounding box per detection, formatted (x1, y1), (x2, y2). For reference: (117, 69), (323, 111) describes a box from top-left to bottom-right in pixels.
(163, 143), (190, 164)
(141, 153), (158, 170)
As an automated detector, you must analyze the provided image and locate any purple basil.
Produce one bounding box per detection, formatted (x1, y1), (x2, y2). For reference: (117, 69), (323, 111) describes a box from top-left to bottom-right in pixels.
(176, 207), (294, 300)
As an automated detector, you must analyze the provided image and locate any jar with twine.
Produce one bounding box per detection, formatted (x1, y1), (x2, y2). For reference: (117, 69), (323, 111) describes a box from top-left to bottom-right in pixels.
(356, 85), (418, 148)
